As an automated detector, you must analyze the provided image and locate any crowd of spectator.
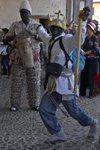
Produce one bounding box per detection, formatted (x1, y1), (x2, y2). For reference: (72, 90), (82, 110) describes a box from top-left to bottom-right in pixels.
(0, 18), (100, 98)
(65, 19), (100, 98)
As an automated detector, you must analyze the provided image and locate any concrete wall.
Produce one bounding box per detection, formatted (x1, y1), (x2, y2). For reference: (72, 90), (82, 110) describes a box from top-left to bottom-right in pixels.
(93, 2), (100, 27)
(0, 0), (66, 28)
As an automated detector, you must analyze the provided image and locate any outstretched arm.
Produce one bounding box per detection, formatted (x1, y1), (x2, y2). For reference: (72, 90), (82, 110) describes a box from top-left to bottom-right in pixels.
(63, 7), (90, 54)
(63, 20), (87, 54)
(37, 25), (51, 45)
(66, 20), (74, 30)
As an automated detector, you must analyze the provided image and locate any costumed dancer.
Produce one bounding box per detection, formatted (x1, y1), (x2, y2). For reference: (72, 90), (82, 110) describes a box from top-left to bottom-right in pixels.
(35, 9), (98, 143)
(5, 0), (41, 111)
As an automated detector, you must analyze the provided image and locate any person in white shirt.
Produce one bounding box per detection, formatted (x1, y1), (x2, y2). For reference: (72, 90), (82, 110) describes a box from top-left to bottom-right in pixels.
(36, 9), (99, 143)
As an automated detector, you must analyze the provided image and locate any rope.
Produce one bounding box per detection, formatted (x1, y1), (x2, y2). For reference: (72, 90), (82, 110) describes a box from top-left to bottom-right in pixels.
(49, 94), (69, 118)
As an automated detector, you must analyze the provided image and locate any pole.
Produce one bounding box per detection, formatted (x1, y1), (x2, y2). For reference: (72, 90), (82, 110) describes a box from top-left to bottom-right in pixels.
(73, 10), (83, 93)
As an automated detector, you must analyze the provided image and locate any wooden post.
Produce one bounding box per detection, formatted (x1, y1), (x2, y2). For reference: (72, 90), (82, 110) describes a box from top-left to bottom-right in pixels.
(73, 0), (80, 24)
(66, 0), (73, 24)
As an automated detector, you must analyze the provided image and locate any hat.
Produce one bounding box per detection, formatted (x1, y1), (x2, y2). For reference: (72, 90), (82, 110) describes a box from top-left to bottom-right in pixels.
(19, 0), (32, 14)
(87, 22), (96, 31)
(48, 10), (66, 31)
(73, 23), (78, 27)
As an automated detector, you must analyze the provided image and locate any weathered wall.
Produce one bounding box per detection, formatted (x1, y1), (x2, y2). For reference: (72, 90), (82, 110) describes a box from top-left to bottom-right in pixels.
(93, 2), (100, 27)
(66, 0), (93, 25)
(0, 0), (66, 28)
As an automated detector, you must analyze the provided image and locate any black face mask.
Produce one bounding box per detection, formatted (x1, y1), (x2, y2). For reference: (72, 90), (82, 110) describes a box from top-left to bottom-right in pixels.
(20, 9), (30, 23)
(50, 26), (64, 39)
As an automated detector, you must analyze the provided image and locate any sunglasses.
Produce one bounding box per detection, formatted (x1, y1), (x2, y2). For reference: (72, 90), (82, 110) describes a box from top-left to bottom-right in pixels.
(73, 25), (77, 27)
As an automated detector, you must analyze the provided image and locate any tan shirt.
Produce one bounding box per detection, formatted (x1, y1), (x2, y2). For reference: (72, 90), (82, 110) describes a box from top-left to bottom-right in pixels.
(6, 18), (40, 54)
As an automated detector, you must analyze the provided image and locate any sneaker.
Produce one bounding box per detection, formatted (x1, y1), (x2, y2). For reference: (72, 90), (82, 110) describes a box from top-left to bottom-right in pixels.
(79, 93), (86, 96)
(88, 95), (94, 99)
(45, 128), (67, 143)
(7, 75), (11, 78)
(87, 119), (99, 138)
(10, 107), (17, 111)
(32, 106), (39, 111)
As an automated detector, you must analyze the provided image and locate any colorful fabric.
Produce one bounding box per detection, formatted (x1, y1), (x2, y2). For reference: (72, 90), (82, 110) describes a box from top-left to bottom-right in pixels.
(94, 72), (100, 85)
(33, 52), (40, 62)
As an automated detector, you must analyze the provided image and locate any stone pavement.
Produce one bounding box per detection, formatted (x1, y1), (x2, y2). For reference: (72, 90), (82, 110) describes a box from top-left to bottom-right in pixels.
(0, 65), (100, 150)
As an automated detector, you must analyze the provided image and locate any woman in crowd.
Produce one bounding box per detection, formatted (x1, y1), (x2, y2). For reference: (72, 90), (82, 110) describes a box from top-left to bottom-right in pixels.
(80, 22), (100, 99)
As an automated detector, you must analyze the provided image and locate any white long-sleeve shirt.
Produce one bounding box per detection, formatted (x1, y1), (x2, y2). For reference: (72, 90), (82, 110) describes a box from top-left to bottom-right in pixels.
(38, 21), (87, 96)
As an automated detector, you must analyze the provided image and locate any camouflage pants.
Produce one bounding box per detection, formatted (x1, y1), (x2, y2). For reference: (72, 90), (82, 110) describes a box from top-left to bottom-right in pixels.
(10, 62), (41, 109)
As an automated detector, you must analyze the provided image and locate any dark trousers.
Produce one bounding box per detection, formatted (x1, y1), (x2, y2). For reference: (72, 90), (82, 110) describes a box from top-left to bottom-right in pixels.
(80, 58), (98, 96)
(1, 55), (8, 75)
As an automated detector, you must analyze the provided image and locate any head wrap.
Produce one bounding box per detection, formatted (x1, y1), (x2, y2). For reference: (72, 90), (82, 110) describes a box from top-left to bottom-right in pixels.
(19, 0), (32, 14)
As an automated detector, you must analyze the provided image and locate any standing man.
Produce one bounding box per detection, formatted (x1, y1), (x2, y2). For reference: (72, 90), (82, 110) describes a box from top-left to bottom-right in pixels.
(5, 0), (41, 111)
(36, 9), (99, 143)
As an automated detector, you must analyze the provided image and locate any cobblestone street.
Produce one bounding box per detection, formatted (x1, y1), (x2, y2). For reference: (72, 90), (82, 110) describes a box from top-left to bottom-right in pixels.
(0, 65), (100, 150)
